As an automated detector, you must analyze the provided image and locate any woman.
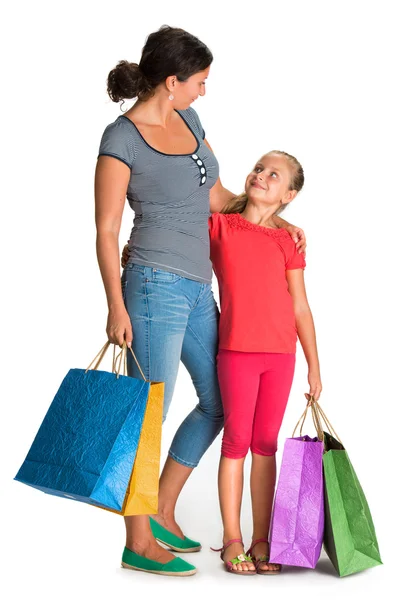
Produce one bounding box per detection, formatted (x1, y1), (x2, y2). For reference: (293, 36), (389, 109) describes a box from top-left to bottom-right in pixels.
(95, 25), (306, 577)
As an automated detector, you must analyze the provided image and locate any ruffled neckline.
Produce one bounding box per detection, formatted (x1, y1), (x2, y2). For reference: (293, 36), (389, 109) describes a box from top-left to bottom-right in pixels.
(224, 213), (292, 241)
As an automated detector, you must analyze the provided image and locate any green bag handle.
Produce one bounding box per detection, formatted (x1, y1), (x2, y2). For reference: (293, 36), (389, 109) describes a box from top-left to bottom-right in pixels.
(309, 396), (343, 445)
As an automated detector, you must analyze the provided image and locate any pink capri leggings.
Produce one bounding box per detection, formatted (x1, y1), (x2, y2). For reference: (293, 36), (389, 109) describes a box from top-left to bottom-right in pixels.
(217, 350), (295, 459)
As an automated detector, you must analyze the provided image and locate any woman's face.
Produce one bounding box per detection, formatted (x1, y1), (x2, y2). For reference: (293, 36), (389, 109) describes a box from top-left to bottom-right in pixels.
(245, 154), (294, 209)
(172, 67), (210, 109)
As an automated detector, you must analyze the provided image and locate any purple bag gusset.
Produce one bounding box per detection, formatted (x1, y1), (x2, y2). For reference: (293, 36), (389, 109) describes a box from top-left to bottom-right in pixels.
(269, 435), (324, 568)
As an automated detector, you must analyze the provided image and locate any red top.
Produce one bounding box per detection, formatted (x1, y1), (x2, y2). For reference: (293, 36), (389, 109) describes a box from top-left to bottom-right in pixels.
(209, 213), (306, 353)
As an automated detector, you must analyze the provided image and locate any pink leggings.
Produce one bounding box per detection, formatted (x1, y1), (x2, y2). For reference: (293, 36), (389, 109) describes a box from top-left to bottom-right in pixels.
(217, 350), (295, 459)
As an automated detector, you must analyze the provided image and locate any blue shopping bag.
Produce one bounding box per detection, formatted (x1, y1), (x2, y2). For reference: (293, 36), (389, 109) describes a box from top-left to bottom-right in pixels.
(15, 342), (151, 511)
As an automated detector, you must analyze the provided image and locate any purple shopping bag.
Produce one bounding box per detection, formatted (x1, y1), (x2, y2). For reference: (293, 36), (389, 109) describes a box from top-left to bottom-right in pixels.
(269, 433), (324, 568)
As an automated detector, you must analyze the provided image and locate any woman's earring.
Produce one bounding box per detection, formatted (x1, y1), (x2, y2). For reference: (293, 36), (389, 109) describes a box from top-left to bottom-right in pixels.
(169, 94), (174, 101)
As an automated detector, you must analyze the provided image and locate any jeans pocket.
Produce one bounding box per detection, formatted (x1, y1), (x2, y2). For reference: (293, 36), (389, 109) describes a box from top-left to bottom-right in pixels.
(124, 263), (146, 274)
(151, 269), (181, 284)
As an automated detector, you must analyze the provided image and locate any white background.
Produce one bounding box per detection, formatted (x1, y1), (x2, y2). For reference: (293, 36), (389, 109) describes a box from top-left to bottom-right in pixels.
(1, 1), (416, 598)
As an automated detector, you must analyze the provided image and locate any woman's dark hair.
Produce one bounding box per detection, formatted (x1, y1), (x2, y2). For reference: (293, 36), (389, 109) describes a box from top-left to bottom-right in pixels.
(107, 25), (213, 103)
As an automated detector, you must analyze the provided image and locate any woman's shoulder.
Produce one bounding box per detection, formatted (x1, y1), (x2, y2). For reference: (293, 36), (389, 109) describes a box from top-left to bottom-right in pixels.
(102, 115), (136, 136)
(177, 106), (205, 139)
(98, 116), (139, 168)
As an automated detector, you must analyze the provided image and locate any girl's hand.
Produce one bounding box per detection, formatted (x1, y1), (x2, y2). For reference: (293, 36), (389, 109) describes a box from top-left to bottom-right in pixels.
(306, 370), (322, 402)
(106, 304), (133, 348)
(121, 242), (130, 269)
(286, 224), (306, 254)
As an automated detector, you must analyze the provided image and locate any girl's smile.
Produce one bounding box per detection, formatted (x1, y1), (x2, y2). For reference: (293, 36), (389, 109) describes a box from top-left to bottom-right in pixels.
(251, 180), (265, 190)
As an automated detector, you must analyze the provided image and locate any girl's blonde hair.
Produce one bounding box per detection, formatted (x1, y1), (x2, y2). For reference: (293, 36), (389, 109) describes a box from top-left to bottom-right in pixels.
(221, 151), (304, 215)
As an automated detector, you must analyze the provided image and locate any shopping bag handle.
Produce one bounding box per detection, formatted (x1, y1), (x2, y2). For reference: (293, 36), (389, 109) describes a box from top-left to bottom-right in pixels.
(308, 396), (343, 445)
(85, 341), (147, 381)
(292, 396), (324, 440)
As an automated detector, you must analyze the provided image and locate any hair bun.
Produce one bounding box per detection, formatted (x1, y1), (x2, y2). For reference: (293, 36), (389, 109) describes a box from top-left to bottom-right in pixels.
(106, 26), (213, 104)
(107, 60), (141, 103)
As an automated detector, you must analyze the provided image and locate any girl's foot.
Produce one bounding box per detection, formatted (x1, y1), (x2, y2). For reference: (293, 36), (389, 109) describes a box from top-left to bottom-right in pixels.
(218, 540), (256, 574)
(247, 538), (281, 574)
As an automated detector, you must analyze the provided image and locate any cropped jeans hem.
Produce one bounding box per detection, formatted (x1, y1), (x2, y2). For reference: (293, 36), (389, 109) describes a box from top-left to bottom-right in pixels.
(168, 450), (199, 469)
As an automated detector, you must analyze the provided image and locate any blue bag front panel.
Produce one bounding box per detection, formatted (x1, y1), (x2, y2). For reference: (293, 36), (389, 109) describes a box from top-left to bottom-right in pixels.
(15, 369), (150, 510)
(90, 384), (151, 509)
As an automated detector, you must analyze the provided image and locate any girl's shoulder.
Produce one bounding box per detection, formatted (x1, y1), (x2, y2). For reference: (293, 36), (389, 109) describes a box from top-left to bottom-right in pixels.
(221, 213), (294, 242)
(208, 211), (224, 236)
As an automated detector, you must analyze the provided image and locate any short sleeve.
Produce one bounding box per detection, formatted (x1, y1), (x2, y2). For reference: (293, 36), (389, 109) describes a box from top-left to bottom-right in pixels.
(208, 212), (220, 239)
(98, 118), (137, 169)
(182, 107), (205, 139)
(284, 236), (306, 270)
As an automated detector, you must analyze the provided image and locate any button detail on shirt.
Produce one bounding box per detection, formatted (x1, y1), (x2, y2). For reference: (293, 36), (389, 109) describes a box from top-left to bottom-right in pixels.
(190, 154), (208, 186)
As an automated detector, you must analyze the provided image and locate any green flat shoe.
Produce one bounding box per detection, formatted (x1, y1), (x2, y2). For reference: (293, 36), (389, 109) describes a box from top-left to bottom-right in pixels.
(121, 547), (197, 577)
(150, 517), (202, 553)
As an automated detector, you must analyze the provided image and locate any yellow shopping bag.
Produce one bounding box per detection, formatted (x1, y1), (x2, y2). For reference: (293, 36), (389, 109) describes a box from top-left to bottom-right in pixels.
(98, 343), (164, 516)
(116, 381), (164, 515)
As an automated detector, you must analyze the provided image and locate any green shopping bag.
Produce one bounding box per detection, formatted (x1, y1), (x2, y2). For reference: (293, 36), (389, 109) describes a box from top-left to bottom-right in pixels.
(312, 402), (382, 577)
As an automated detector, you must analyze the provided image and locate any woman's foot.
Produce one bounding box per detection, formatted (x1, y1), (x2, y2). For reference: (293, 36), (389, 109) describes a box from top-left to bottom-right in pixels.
(126, 539), (176, 564)
(122, 545), (197, 577)
(222, 541), (256, 573)
(149, 517), (201, 552)
(247, 539), (281, 574)
(152, 512), (185, 539)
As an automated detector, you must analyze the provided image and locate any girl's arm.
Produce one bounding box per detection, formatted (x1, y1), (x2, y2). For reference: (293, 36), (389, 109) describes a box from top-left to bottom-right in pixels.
(95, 155), (133, 347)
(286, 269), (322, 400)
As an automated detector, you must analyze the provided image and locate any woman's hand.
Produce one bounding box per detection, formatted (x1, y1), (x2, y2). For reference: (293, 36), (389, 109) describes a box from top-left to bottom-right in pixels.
(106, 304), (133, 348)
(306, 370), (322, 402)
(273, 215), (306, 254)
(286, 224), (307, 254)
(121, 242), (130, 269)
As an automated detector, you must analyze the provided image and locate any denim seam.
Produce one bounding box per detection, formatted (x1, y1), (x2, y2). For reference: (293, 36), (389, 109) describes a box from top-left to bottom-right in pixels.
(168, 449), (198, 468)
(186, 322), (217, 366)
(143, 279), (151, 380)
(190, 284), (205, 311)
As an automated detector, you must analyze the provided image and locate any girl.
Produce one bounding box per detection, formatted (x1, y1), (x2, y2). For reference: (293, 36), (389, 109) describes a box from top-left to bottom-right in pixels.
(209, 150), (322, 575)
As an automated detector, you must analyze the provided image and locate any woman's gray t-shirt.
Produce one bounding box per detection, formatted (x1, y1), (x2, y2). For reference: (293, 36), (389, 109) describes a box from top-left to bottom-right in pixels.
(98, 107), (219, 283)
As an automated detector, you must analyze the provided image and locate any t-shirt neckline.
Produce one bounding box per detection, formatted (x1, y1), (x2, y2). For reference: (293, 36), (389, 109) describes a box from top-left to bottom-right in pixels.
(236, 212), (281, 232)
(119, 109), (201, 158)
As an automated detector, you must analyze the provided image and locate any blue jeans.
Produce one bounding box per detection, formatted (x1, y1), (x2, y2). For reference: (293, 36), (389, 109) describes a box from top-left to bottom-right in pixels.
(121, 263), (224, 468)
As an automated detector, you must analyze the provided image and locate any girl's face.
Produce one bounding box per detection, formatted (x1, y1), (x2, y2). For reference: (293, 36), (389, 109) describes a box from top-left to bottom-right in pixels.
(171, 67), (210, 110)
(245, 154), (295, 210)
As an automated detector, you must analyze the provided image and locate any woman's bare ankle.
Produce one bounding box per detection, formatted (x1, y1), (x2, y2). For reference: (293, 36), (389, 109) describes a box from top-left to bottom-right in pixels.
(125, 539), (175, 563)
(125, 537), (158, 554)
(156, 506), (174, 521)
